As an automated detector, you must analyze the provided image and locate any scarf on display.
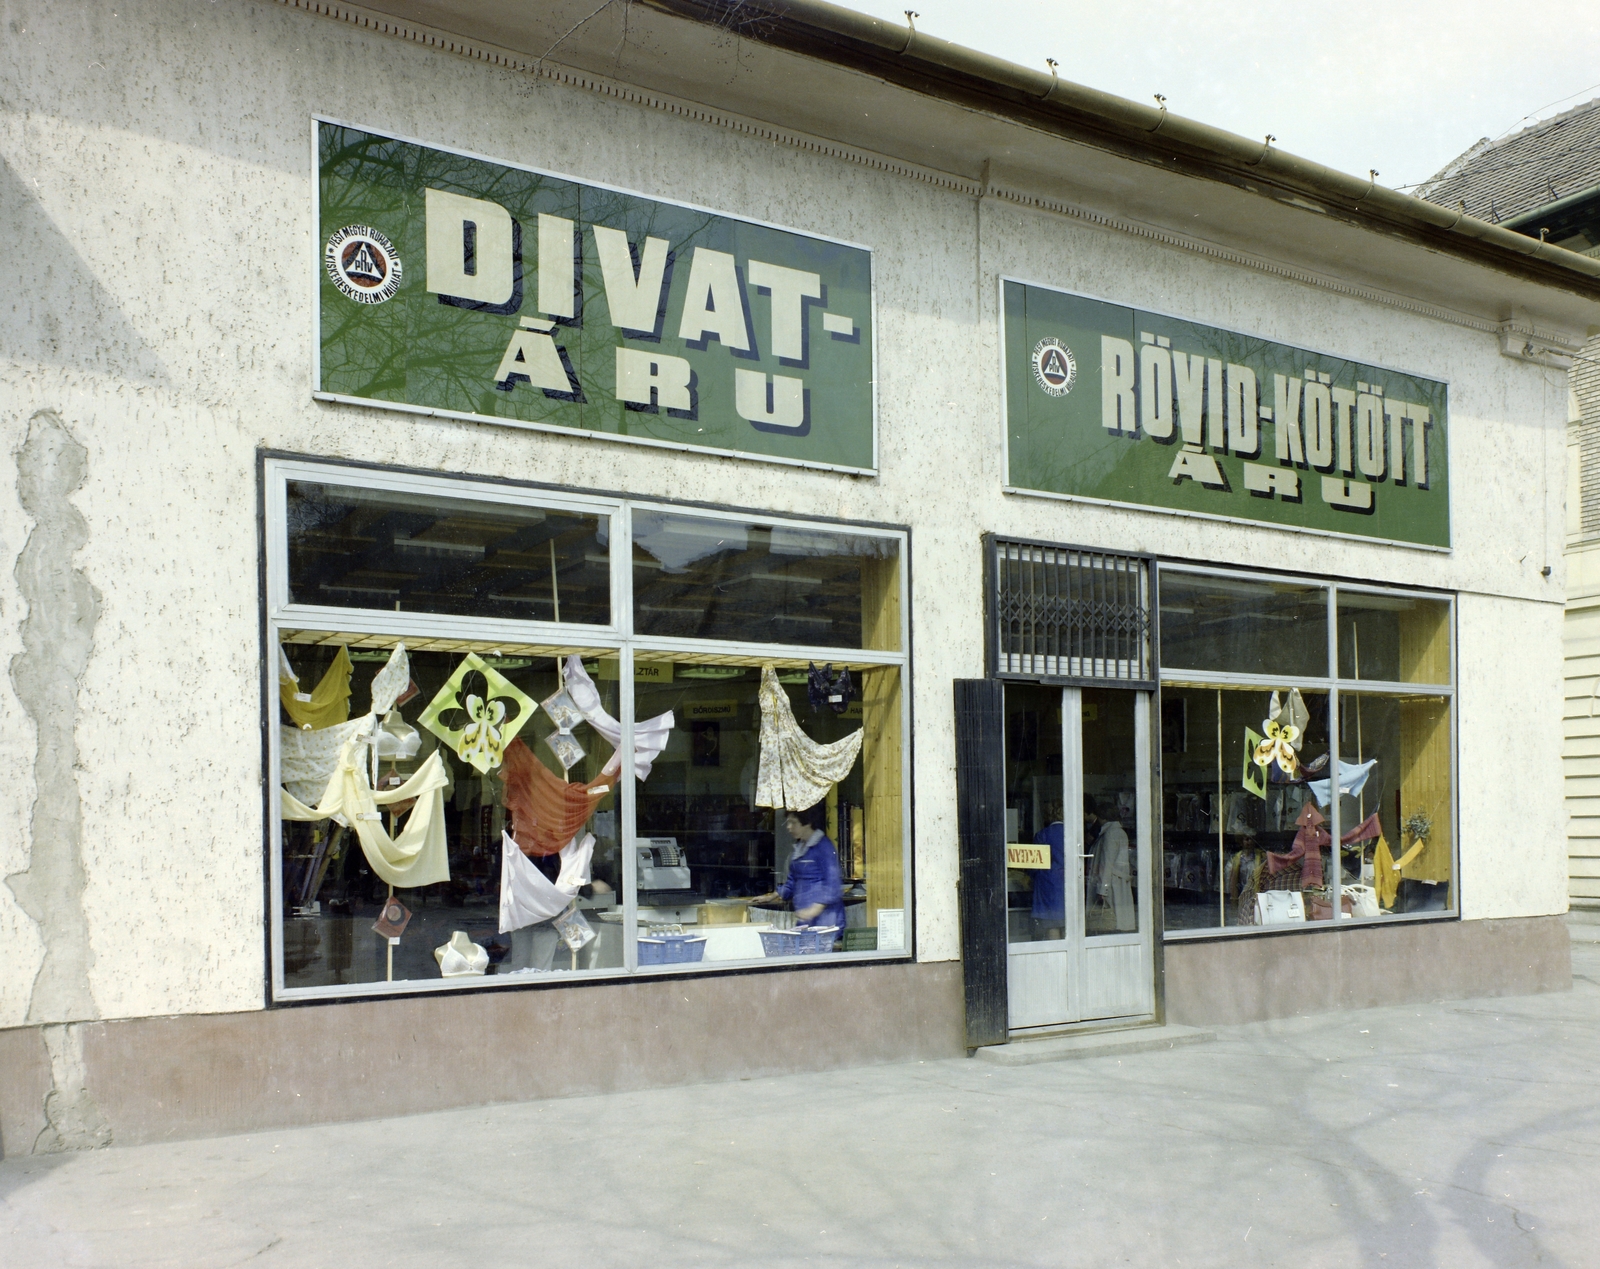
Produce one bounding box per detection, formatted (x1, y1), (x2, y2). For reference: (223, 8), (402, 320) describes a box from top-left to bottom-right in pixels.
(279, 643), (416, 806)
(1266, 802), (1327, 887)
(499, 829), (595, 932)
(278, 644), (353, 731)
(754, 665), (864, 812)
(496, 738), (613, 856)
(281, 738), (451, 889)
(1374, 827), (1428, 909)
(561, 655), (675, 780)
(1307, 758), (1378, 808)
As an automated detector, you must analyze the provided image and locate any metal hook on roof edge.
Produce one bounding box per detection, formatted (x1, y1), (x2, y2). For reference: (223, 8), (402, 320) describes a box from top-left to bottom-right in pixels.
(1352, 170), (1380, 204)
(1448, 199), (1466, 230)
(901, 10), (917, 52)
(1149, 94), (1167, 133)
(1247, 134), (1275, 166)
(1040, 58), (1058, 100)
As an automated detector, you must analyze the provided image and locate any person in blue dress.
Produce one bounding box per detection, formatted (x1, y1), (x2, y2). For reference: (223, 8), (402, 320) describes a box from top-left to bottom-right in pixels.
(1030, 800), (1067, 940)
(749, 803), (845, 935)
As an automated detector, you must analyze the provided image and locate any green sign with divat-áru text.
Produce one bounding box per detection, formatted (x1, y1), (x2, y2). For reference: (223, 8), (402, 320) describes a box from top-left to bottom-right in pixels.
(1003, 282), (1450, 548)
(316, 122), (875, 472)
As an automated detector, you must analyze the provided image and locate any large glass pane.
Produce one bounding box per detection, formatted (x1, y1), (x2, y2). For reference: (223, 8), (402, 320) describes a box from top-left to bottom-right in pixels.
(1161, 685), (1333, 931)
(631, 512), (901, 650)
(1082, 687), (1139, 934)
(278, 638), (625, 990)
(1336, 592), (1451, 684)
(630, 657), (902, 958)
(287, 480), (611, 624)
(1005, 683), (1065, 944)
(1159, 573), (1329, 678)
(1335, 693), (1453, 915)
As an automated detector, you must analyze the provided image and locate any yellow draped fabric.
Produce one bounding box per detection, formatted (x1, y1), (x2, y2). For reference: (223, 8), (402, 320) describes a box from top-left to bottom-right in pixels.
(280, 646), (353, 731)
(1373, 833), (1426, 911)
(282, 740), (450, 889)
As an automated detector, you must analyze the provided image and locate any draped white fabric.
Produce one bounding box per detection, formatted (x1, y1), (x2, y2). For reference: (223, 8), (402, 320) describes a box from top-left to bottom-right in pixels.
(499, 830), (595, 933)
(563, 655), (675, 780)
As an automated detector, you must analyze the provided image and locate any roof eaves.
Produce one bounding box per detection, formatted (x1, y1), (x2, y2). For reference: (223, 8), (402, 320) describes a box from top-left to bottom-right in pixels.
(638, 0), (1600, 298)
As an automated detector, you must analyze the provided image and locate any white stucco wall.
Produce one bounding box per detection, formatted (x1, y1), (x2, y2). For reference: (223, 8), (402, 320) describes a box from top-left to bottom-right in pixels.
(0, 0), (1574, 1027)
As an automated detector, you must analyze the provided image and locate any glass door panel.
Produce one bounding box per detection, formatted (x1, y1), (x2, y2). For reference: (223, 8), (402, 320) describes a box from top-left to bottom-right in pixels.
(1081, 687), (1139, 936)
(1005, 682), (1067, 947)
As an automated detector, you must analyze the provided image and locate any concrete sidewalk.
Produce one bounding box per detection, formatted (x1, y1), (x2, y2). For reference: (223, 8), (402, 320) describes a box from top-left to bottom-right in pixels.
(5, 925), (1600, 1269)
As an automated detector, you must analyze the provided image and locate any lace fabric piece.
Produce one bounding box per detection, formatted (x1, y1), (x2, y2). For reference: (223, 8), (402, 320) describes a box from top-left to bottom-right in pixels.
(281, 741), (451, 889)
(562, 655), (675, 780)
(279, 644), (411, 803)
(754, 665), (864, 812)
(497, 738), (613, 856)
(499, 830), (595, 933)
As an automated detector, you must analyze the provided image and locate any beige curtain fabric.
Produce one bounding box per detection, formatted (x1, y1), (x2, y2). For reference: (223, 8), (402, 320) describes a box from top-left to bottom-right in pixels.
(282, 741), (451, 889)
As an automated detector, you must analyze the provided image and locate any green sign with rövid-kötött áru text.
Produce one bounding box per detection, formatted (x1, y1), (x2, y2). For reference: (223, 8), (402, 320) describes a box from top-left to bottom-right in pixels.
(1003, 281), (1449, 547)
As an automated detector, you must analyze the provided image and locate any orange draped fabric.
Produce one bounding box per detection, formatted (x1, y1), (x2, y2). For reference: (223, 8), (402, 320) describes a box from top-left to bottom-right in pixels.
(496, 738), (613, 857)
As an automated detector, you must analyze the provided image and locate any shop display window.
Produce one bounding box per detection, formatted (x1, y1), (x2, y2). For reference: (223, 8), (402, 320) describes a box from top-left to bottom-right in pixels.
(631, 511), (901, 650)
(1159, 572), (1328, 679)
(1159, 568), (1454, 937)
(267, 461), (910, 1000)
(1335, 592), (1451, 684)
(286, 480), (612, 625)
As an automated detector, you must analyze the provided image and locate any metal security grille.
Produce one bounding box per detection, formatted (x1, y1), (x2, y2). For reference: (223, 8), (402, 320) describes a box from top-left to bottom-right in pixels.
(990, 539), (1153, 683)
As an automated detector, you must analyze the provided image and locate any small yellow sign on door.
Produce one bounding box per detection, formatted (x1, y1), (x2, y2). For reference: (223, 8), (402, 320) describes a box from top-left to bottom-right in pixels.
(1006, 843), (1050, 869)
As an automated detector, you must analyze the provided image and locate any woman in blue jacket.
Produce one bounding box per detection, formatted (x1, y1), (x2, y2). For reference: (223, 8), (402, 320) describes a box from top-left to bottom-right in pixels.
(749, 803), (845, 935)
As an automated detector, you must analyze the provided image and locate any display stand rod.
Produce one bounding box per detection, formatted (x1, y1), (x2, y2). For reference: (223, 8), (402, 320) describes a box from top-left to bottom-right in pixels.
(550, 539), (561, 623)
(386, 884), (394, 982)
(1352, 627), (1364, 818)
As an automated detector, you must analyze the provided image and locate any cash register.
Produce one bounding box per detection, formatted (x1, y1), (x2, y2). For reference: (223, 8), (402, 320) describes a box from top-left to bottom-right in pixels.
(636, 837), (701, 923)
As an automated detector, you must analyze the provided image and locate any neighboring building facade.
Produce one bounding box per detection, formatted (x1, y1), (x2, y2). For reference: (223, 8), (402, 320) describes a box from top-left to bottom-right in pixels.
(1, 0), (1596, 1154)
(1420, 100), (1600, 907)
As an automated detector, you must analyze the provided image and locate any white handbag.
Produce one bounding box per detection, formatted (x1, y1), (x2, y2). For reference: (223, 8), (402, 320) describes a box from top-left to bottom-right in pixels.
(1342, 884), (1381, 918)
(1255, 891), (1305, 925)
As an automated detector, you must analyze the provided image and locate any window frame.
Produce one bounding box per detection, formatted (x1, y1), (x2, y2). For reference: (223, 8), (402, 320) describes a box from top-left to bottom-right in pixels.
(1156, 560), (1458, 941)
(262, 456), (913, 1004)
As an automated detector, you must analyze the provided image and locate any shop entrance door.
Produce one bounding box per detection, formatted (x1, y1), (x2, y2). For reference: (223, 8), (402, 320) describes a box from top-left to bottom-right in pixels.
(1003, 683), (1154, 1031)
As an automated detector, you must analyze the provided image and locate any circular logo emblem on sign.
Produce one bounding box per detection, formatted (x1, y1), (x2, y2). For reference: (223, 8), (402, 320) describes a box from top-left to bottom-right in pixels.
(1032, 337), (1077, 397)
(325, 225), (402, 304)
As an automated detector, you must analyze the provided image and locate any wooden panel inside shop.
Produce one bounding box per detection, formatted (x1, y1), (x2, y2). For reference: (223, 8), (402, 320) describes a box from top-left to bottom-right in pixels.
(1399, 599), (1451, 684)
(862, 665), (903, 924)
(860, 551), (901, 653)
(1399, 696), (1453, 887)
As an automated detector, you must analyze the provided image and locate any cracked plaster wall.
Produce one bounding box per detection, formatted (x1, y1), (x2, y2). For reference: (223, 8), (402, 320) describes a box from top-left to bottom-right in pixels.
(0, 0), (1577, 1035)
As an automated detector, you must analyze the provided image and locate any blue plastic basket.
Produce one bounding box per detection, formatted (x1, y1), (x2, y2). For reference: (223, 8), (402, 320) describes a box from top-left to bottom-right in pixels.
(638, 934), (707, 965)
(759, 928), (804, 957)
(795, 925), (841, 953)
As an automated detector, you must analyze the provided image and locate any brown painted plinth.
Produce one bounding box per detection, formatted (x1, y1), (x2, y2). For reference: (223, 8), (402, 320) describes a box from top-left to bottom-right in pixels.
(0, 960), (963, 1158)
(1163, 914), (1571, 1027)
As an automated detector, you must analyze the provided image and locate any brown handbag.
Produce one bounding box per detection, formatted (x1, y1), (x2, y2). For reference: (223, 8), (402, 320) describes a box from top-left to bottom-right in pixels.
(1304, 891), (1353, 921)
